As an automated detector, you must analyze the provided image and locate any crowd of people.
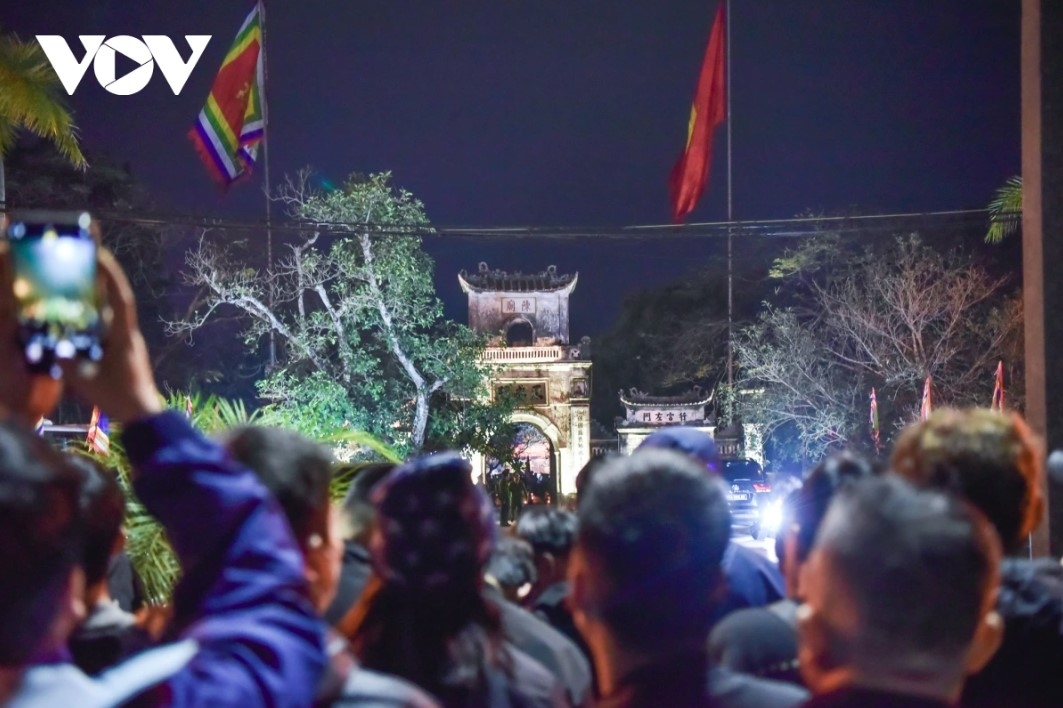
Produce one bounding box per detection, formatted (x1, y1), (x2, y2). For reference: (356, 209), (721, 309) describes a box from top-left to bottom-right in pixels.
(1, 243), (1062, 707)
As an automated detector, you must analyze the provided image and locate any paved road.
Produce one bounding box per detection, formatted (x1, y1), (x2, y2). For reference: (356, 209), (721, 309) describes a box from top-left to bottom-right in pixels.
(733, 532), (778, 564)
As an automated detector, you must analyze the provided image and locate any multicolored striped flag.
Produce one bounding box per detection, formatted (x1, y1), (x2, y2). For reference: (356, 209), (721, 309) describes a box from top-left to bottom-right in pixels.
(185, 395), (194, 420)
(86, 406), (110, 456)
(991, 361), (1005, 411)
(869, 387), (880, 452)
(669, 2), (726, 223)
(189, 2), (265, 186)
(35, 417), (45, 436)
(920, 375), (933, 421)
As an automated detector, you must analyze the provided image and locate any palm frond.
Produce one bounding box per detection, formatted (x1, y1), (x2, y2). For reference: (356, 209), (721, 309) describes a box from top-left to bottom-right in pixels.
(0, 29), (86, 166)
(164, 391), (260, 434)
(322, 428), (404, 463)
(81, 434), (181, 605)
(986, 175), (1022, 244)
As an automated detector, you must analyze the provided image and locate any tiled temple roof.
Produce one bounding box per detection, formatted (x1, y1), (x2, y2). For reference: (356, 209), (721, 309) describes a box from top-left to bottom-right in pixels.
(459, 263), (578, 293)
(618, 386), (713, 408)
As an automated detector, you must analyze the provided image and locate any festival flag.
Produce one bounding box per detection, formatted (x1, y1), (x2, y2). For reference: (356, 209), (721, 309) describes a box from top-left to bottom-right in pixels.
(669, 2), (727, 223)
(189, 2), (265, 186)
(34, 417), (45, 436)
(185, 395), (194, 420)
(869, 387), (880, 451)
(920, 375), (933, 421)
(86, 406), (110, 456)
(991, 360), (1005, 411)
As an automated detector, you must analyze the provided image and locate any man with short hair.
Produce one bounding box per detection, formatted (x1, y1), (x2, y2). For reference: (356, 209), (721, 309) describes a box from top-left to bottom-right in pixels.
(636, 428), (785, 622)
(709, 452), (874, 686)
(797, 475), (1003, 707)
(515, 507), (589, 661)
(65, 455), (152, 674)
(485, 536), (538, 604)
(569, 449), (807, 707)
(891, 408), (1063, 707)
(225, 426), (439, 707)
(324, 462), (395, 626)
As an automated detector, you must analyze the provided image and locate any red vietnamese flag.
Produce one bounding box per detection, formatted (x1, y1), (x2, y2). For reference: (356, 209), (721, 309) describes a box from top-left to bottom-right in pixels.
(669, 2), (727, 223)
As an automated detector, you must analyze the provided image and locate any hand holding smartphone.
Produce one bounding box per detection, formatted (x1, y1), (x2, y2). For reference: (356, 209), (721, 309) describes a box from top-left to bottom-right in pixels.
(5, 210), (104, 378)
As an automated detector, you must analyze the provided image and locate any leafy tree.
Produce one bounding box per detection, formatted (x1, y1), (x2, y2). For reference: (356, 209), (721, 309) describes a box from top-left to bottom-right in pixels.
(170, 170), (514, 455)
(0, 27), (86, 208)
(986, 175), (1022, 244)
(736, 233), (1023, 465)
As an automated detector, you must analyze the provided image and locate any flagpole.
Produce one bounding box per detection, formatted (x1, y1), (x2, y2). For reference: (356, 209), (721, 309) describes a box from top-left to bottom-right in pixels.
(725, 0), (734, 393)
(259, 0), (276, 368)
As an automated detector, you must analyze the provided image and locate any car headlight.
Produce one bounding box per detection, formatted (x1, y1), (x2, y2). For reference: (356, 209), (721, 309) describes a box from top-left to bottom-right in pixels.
(759, 500), (783, 535)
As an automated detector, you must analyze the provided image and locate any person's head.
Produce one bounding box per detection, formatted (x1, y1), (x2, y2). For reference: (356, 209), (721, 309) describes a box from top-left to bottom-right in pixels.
(575, 452), (621, 505)
(346, 452), (501, 698)
(339, 462), (396, 544)
(891, 408), (1044, 554)
(66, 454), (126, 595)
(636, 427), (720, 474)
(368, 451), (496, 601)
(484, 535), (537, 603)
(570, 449), (731, 662)
(0, 421), (86, 666)
(783, 451), (874, 597)
(515, 506), (577, 592)
(224, 425), (340, 613)
(797, 475), (1003, 703)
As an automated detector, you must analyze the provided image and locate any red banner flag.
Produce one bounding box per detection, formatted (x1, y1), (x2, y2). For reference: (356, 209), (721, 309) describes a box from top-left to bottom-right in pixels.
(86, 406), (110, 456)
(920, 376), (933, 421)
(669, 2), (726, 223)
(991, 361), (1005, 411)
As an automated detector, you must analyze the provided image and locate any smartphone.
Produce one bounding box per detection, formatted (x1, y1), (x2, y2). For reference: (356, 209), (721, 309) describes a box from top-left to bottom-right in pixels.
(5, 211), (103, 376)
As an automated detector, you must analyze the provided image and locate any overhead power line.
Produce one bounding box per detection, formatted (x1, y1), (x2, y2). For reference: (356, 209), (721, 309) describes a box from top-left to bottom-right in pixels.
(70, 206), (1005, 242)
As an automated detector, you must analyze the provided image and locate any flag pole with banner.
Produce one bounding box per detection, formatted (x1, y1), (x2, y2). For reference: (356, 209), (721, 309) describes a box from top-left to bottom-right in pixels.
(188, 2), (265, 187)
(991, 360), (1005, 411)
(189, 1), (274, 367)
(920, 375), (933, 421)
(259, 0), (276, 368)
(669, 2), (727, 224)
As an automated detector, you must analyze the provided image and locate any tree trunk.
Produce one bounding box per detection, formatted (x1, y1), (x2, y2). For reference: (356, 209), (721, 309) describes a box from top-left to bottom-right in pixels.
(412, 388), (430, 452)
(359, 232), (432, 451)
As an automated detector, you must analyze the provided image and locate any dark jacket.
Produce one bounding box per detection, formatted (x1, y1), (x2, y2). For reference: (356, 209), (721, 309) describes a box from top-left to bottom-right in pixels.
(315, 629), (440, 708)
(708, 598), (802, 686)
(530, 581), (594, 666)
(712, 542), (786, 624)
(804, 686), (950, 708)
(68, 600), (153, 675)
(596, 649), (807, 708)
(323, 541), (374, 626)
(961, 557), (1063, 708)
(485, 584), (594, 707)
(107, 551), (146, 613)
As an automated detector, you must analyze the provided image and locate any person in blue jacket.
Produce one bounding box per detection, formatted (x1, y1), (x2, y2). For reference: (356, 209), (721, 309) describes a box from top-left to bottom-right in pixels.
(0, 244), (326, 707)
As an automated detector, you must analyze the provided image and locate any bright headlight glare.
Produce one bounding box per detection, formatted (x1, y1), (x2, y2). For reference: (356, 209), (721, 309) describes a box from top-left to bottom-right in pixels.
(760, 500), (783, 533)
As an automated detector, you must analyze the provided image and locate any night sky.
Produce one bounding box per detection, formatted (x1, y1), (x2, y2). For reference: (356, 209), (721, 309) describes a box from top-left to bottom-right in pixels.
(1, 0), (1021, 339)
